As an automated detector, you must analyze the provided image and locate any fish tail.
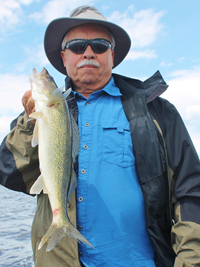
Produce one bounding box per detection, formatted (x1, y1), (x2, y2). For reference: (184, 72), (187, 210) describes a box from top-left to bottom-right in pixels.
(38, 222), (94, 252)
(65, 222), (94, 249)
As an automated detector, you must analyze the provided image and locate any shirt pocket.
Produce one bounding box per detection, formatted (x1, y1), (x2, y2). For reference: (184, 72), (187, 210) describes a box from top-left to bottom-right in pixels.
(101, 120), (135, 167)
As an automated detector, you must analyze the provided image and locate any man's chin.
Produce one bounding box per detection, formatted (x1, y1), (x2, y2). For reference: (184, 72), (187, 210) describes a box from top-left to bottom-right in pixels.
(80, 74), (98, 85)
(82, 79), (97, 85)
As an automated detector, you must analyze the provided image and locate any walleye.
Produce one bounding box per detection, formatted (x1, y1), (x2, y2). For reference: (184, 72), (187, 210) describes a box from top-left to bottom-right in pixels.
(29, 68), (93, 252)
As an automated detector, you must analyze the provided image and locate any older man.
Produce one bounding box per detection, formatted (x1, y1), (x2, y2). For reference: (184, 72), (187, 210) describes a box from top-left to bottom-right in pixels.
(1, 5), (200, 267)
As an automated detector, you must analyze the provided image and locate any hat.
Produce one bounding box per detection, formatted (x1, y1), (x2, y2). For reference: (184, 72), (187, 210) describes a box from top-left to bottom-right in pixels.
(44, 5), (131, 75)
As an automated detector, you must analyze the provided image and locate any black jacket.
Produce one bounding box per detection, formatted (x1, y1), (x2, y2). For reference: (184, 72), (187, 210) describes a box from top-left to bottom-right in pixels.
(1, 71), (200, 267)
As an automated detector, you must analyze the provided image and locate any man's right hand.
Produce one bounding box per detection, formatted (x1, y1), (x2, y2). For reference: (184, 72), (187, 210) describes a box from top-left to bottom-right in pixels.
(22, 90), (36, 124)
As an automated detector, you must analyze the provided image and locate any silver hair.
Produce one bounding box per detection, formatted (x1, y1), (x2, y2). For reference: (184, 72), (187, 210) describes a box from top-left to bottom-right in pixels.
(61, 28), (115, 51)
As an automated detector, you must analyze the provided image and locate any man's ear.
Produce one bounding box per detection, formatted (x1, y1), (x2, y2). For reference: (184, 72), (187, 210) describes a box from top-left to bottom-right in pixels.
(111, 50), (115, 68)
(60, 51), (66, 67)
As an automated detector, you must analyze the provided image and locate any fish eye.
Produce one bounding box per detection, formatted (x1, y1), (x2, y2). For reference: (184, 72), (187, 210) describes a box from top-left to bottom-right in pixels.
(47, 75), (54, 82)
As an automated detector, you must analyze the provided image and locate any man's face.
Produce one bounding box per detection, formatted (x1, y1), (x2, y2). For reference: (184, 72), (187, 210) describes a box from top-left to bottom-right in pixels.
(60, 24), (114, 91)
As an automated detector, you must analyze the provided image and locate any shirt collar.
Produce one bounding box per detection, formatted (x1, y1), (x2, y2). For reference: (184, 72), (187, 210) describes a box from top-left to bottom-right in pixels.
(102, 76), (122, 96)
(73, 76), (122, 99)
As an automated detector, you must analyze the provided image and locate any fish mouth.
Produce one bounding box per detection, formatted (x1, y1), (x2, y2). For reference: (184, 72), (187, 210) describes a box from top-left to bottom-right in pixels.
(32, 68), (38, 74)
(31, 68), (55, 89)
(40, 67), (50, 76)
(32, 67), (50, 77)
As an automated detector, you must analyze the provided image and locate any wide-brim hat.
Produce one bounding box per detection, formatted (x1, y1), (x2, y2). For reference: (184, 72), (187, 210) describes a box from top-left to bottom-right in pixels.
(44, 5), (131, 75)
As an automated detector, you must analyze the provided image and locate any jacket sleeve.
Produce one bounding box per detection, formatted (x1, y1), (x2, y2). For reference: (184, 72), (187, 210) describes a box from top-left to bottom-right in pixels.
(154, 98), (200, 266)
(0, 113), (40, 194)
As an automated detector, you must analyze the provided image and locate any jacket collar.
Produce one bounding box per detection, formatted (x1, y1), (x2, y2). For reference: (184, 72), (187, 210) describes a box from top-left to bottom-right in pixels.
(112, 71), (168, 103)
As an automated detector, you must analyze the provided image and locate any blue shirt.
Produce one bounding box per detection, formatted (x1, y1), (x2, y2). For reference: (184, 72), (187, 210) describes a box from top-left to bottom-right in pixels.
(74, 77), (155, 267)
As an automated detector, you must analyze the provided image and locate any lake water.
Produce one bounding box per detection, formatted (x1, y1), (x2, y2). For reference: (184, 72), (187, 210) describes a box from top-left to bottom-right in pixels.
(0, 186), (36, 267)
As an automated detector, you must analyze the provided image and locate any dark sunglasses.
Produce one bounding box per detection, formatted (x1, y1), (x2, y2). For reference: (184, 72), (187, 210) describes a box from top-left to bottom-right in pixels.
(64, 38), (114, 54)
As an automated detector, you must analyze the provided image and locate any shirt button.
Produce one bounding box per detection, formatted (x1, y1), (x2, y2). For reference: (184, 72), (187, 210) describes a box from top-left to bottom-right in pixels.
(77, 225), (82, 231)
(78, 197), (83, 202)
(85, 123), (89, 127)
(87, 102), (91, 105)
(81, 169), (86, 174)
(80, 252), (83, 257)
(83, 145), (88, 149)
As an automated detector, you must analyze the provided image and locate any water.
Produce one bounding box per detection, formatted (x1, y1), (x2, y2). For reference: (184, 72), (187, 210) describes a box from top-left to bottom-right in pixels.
(0, 186), (36, 267)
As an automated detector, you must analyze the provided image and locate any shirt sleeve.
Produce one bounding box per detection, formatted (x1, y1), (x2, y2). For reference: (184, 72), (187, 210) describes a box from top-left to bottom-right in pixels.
(0, 113), (40, 195)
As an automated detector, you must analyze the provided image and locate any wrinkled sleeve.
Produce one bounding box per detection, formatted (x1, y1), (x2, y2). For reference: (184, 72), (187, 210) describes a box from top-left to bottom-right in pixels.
(0, 113), (40, 194)
(162, 100), (200, 266)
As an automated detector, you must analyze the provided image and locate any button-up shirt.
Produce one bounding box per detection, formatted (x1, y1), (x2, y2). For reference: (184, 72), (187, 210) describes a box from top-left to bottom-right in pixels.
(73, 77), (155, 267)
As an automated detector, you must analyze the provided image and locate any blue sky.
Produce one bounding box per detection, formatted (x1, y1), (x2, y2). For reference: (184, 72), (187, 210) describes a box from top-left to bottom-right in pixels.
(0, 0), (200, 155)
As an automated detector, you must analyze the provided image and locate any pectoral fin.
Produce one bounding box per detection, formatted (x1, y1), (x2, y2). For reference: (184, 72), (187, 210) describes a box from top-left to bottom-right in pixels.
(32, 121), (39, 147)
(29, 111), (44, 119)
(30, 174), (48, 194)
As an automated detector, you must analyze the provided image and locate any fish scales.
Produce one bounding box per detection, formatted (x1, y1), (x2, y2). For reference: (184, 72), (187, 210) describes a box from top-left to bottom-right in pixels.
(29, 67), (94, 252)
(41, 100), (71, 214)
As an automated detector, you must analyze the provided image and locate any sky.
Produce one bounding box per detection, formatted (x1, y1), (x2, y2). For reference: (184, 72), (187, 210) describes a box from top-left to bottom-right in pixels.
(0, 0), (200, 156)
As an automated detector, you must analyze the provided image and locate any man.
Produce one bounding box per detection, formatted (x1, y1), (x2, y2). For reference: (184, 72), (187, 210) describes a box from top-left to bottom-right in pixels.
(0, 5), (200, 267)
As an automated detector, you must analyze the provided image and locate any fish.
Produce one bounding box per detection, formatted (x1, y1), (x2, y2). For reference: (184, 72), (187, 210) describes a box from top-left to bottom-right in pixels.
(29, 67), (93, 252)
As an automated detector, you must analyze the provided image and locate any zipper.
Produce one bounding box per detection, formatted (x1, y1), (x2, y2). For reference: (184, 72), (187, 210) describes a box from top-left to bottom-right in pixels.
(153, 120), (174, 227)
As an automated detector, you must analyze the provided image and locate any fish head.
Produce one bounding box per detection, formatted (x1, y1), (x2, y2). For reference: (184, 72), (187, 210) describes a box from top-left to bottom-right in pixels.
(30, 68), (58, 101)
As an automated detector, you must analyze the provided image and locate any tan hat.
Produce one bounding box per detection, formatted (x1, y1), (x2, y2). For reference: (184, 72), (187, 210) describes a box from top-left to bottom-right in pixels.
(44, 5), (131, 75)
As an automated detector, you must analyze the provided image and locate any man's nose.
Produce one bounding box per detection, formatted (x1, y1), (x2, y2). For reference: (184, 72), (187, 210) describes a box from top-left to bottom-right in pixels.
(83, 45), (95, 58)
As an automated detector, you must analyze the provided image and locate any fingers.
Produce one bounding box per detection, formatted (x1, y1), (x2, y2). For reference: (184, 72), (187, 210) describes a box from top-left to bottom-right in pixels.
(22, 90), (36, 124)
(22, 90), (32, 104)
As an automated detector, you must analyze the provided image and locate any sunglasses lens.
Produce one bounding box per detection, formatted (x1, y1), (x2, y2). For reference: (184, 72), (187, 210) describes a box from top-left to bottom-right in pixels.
(92, 40), (109, 53)
(68, 41), (86, 53)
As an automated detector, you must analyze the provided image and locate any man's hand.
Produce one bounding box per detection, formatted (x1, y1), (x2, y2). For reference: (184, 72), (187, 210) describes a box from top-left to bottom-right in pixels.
(22, 90), (36, 124)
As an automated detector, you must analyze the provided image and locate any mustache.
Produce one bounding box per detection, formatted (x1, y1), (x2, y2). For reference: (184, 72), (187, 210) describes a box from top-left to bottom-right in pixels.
(77, 59), (100, 68)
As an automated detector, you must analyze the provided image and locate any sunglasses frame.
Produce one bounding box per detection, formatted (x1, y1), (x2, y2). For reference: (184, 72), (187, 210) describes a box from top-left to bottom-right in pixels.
(64, 38), (113, 54)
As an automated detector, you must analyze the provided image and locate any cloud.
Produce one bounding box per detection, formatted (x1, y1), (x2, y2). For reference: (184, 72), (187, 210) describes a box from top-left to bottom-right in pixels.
(29, 0), (95, 24)
(186, 105), (200, 121)
(0, 115), (17, 134)
(19, 0), (36, 4)
(108, 6), (166, 49)
(0, 0), (37, 34)
(107, 6), (165, 61)
(162, 66), (200, 155)
(14, 43), (49, 72)
(160, 61), (173, 68)
(0, 72), (30, 115)
(0, 1), (22, 32)
(0, 72), (31, 140)
(178, 57), (185, 62)
(126, 49), (157, 61)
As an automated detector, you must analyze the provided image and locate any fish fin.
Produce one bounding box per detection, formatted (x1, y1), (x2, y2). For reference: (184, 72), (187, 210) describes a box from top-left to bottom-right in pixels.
(47, 87), (72, 106)
(71, 114), (80, 164)
(67, 169), (77, 202)
(62, 88), (72, 99)
(58, 86), (65, 93)
(47, 88), (65, 105)
(29, 111), (44, 119)
(38, 221), (94, 252)
(30, 174), (47, 194)
(27, 112), (43, 123)
(31, 121), (39, 147)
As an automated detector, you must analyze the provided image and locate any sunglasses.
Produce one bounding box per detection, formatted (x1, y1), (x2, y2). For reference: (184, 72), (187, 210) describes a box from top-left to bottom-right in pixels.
(64, 38), (113, 54)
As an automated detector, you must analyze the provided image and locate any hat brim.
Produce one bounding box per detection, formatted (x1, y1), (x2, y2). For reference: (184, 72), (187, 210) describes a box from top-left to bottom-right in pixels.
(44, 17), (131, 75)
